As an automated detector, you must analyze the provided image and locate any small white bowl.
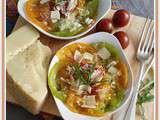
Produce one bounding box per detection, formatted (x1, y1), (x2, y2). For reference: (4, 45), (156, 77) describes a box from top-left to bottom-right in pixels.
(48, 32), (133, 120)
(18, 0), (111, 40)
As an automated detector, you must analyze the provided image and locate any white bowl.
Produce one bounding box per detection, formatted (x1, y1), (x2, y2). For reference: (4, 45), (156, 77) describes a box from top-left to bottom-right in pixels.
(18, 0), (111, 40)
(48, 32), (133, 120)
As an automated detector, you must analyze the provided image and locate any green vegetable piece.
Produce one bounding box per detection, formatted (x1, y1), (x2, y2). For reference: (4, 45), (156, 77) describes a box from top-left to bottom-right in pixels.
(51, 28), (84, 37)
(105, 90), (125, 112)
(48, 62), (66, 102)
(88, 63), (96, 83)
(87, 0), (99, 18)
(51, 31), (76, 37)
(137, 79), (154, 105)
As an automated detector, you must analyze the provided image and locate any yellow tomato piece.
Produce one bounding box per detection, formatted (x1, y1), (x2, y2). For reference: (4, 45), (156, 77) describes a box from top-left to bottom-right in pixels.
(116, 61), (128, 89)
(66, 90), (105, 116)
(66, 91), (78, 112)
(78, 0), (86, 8)
(56, 42), (96, 60)
(25, 0), (49, 31)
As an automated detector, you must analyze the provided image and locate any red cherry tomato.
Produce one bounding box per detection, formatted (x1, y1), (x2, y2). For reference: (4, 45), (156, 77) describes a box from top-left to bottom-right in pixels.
(96, 18), (113, 33)
(113, 31), (129, 49)
(113, 9), (130, 27)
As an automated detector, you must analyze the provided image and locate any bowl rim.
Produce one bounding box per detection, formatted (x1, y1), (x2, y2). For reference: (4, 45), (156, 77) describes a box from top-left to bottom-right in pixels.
(48, 32), (134, 119)
(17, 0), (111, 40)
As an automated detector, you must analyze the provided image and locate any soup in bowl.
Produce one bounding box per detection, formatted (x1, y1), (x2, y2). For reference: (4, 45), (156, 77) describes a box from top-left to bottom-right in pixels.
(18, 0), (111, 39)
(25, 0), (99, 37)
(48, 33), (133, 119)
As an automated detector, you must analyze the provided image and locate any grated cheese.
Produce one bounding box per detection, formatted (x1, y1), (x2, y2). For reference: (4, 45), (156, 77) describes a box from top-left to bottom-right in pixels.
(83, 52), (93, 61)
(51, 10), (60, 23)
(81, 95), (97, 108)
(108, 66), (119, 75)
(40, 0), (49, 4)
(97, 48), (111, 60)
(85, 18), (93, 25)
(74, 50), (81, 62)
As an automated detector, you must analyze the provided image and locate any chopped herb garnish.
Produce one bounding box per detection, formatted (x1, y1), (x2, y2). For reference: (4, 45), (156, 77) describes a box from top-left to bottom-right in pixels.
(137, 79), (154, 105)
(74, 62), (96, 85)
(88, 63), (96, 83)
(74, 63), (87, 84)
(137, 77), (154, 120)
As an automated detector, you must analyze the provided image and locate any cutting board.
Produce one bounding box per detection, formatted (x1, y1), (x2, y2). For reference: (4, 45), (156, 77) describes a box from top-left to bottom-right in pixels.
(6, 10), (154, 120)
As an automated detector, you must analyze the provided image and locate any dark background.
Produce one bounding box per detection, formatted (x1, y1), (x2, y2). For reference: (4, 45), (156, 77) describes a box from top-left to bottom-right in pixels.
(7, 103), (44, 120)
(6, 103), (63, 120)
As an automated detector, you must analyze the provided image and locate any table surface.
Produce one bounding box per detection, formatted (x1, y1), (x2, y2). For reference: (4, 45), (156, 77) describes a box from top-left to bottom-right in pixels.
(6, 0), (154, 120)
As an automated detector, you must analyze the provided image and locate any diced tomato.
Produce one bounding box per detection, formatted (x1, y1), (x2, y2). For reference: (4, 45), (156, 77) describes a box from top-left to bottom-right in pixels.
(80, 62), (92, 70)
(91, 84), (103, 95)
(83, 73), (88, 80)
(48, 0), (55, 11)
(56, 1), (68, 16)
(91, 66), (105, 82)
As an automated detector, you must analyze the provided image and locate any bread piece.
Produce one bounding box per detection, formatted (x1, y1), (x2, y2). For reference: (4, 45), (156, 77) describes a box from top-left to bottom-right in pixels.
(7, 40), (52, 114)
(6, 25), (39, 63)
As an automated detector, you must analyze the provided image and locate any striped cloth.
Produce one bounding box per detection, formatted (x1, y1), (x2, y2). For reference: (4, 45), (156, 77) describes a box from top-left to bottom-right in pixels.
(6, 0), (121, 35)
(111, 0), (122, 9)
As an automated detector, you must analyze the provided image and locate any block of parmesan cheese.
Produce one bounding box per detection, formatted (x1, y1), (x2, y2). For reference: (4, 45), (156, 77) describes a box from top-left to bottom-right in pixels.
(6, 25), (39, 63)
(6, 25), (52, 114)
